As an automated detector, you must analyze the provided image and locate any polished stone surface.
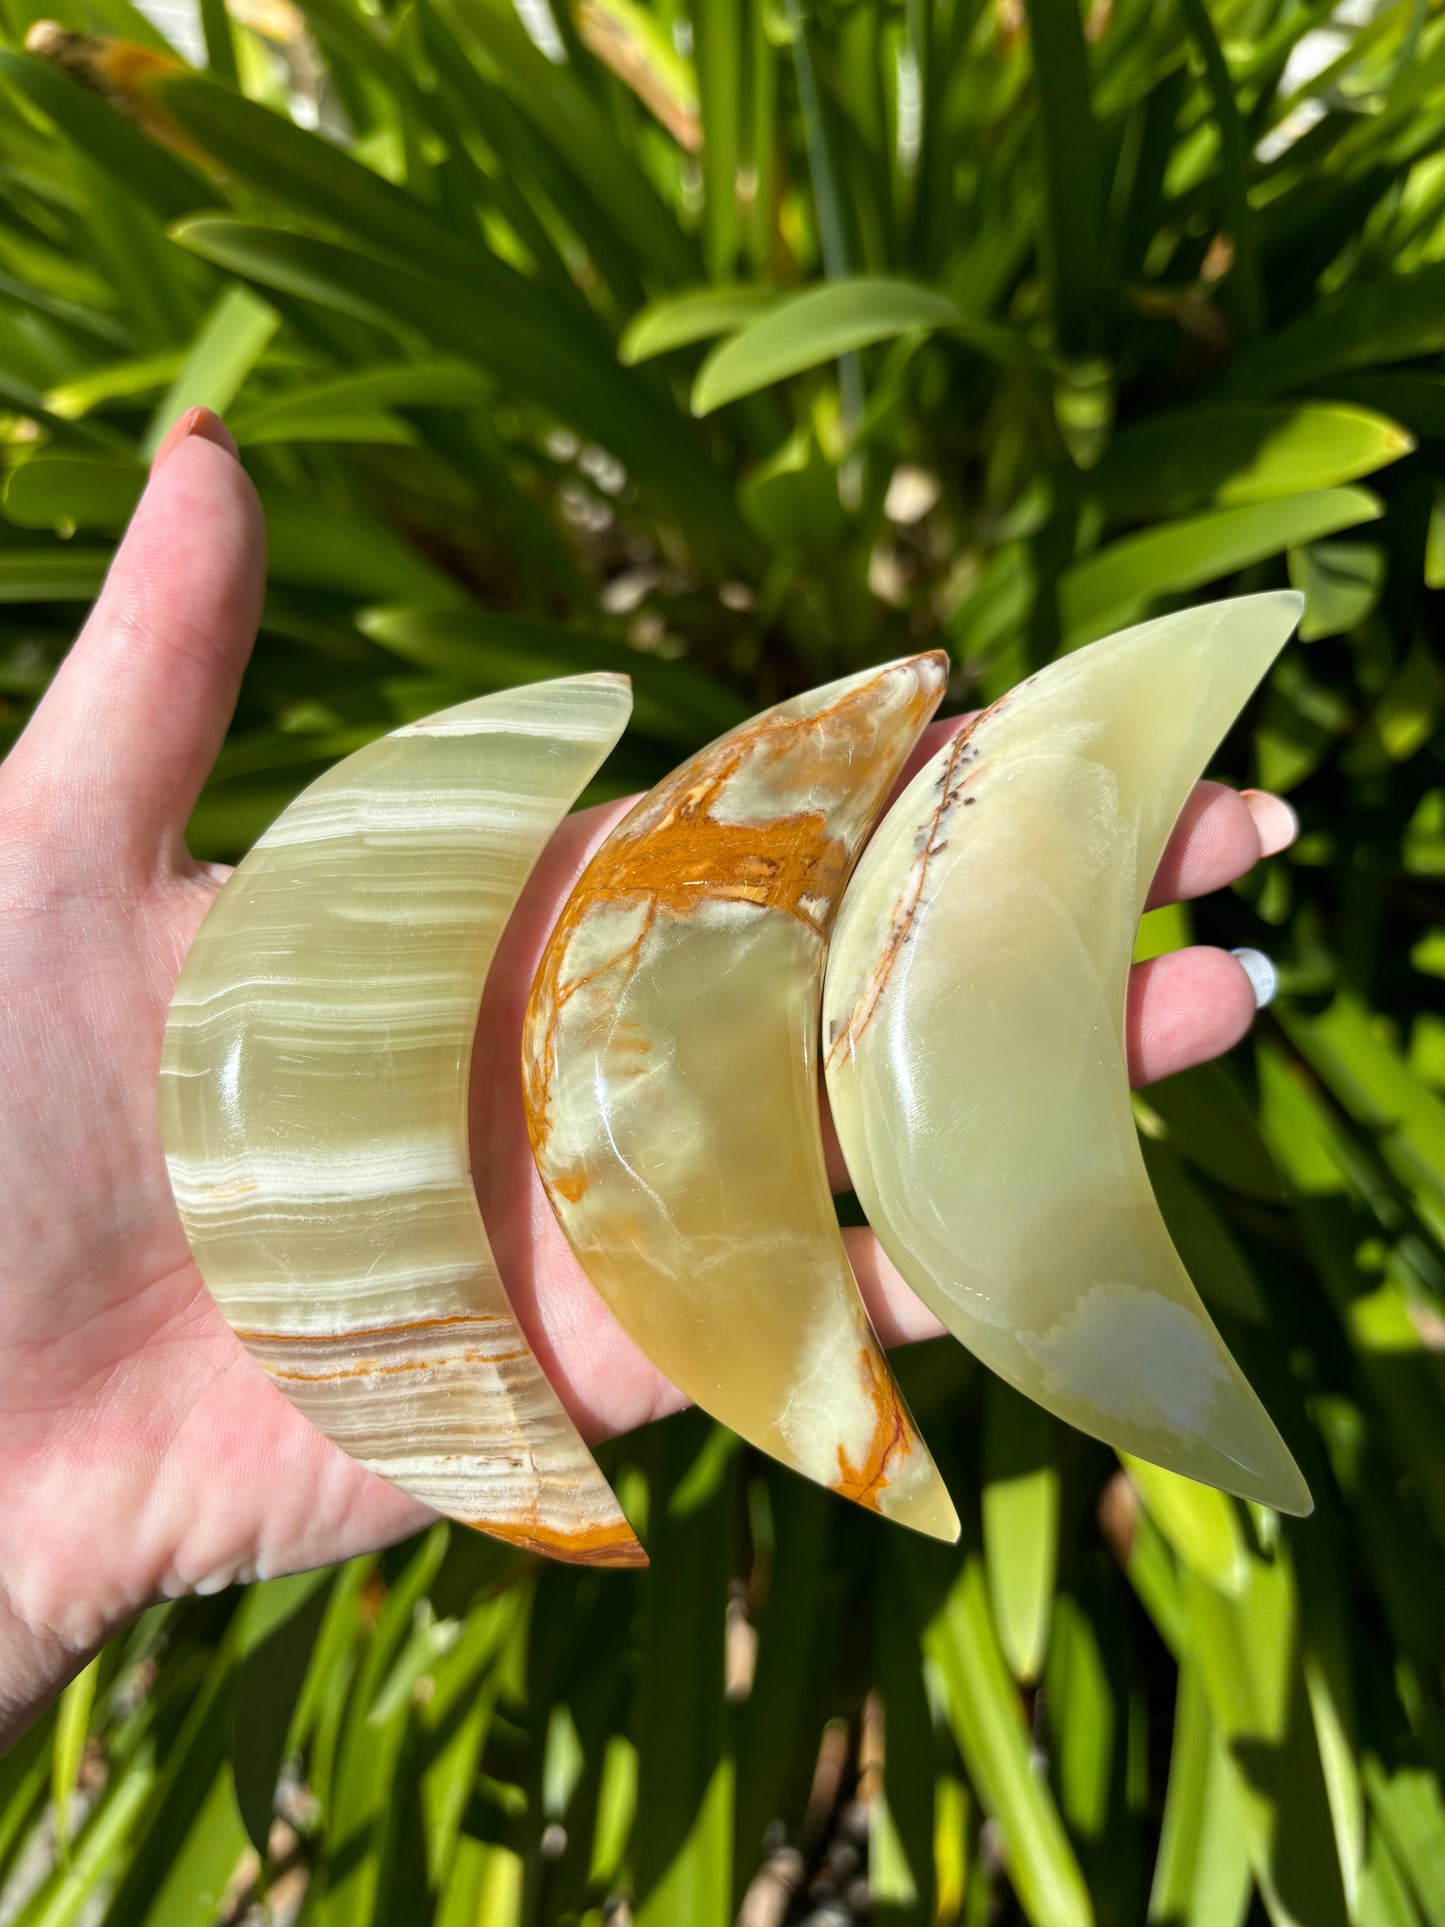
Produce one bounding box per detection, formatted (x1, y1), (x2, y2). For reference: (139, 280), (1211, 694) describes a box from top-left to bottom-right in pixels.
(524, 657), (960, 1541)
(160, 676), (646, 1566)
(824, 596), (1312, 1515)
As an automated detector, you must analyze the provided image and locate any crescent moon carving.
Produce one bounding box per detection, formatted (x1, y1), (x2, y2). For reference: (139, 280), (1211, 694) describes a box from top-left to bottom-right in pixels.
(159, 675), (647, 1566)
(823, 595), (1312, 1515)
(523, 656), (961, 1542)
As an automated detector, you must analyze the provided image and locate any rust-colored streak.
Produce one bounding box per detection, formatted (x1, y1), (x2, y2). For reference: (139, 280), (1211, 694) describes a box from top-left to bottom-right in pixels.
(477, 1515), (650, 1568)
(825, 701), (1001, 1070)
(264, 1346), (527, 1384)
(593, 811), (850, 933)
(832, 1345), (918, 1509)
(523, 658), (947, 1169)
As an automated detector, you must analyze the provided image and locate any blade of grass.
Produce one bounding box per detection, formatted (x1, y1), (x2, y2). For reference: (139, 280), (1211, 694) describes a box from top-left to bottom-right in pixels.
(919, 1548), (1093, 1927)
(142, 283), (279, 457)
(1019, 0), (1102, 351)
(1148, 1661), (1253, 1927)
(50, 1657), (100, 1864)
(981, 1378), (1060, 1686)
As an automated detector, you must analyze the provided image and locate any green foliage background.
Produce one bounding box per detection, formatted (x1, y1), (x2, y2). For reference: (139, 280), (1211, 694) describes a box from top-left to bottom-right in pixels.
(1, 0), (1444, 1919)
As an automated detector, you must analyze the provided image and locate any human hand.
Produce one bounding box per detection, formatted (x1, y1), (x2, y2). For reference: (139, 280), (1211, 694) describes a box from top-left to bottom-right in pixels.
(0, 411), (1297, 1744)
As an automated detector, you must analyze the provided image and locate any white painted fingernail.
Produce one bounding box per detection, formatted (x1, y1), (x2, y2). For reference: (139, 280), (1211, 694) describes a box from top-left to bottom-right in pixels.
(1231, 947), (1278, 1009)
(1240, 790), (1299, 857)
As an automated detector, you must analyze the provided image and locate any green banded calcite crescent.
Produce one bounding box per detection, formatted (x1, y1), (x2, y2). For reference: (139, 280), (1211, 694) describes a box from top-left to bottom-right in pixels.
(824, 596), (1312, 1515)
(158, 674), (646, 1566)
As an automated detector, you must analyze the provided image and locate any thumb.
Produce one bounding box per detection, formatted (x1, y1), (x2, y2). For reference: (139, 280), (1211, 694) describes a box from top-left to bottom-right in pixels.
(5, 408), (266, 883)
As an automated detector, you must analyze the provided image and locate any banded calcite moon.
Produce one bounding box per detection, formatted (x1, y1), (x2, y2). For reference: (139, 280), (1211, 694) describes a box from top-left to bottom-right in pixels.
(523, 657), (960, 1542)
(159, 676), (647, 1567)
(823, 596), (1312, 1515)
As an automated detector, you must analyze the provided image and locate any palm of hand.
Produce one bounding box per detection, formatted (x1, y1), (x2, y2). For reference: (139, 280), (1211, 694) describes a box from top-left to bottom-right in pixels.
(0, 417), (1291, 1706)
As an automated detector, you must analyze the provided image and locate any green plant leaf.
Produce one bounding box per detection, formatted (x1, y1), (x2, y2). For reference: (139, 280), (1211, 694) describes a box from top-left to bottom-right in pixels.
(921, 1550), (1093, 1927)
(227, 361), (491, 444)
(631, 1426), (737, 1927)
(15, 1759), (158, 1927)
(427, 0), (696, 284)
(620, 286), (781, 364)
(50, 1657), (100, 1863)
(44, 352), (186, 420)
(1427, 487), (1445, 590)
(872, 1562), (937, 1918)
(691, 277), (962, 414)
(1043, 1591), (1117, 1851)
(1121, 1459), (1248, 1597)
(1148, 1662), (1253, 1927)
(0, 548), (112, 601)
(1060, 489), (1382, 647)
(1139, 1137), (1270, 1324)
(1020, 0), (1102, 350)
(356, 605), (746, 743)
(5, 454), (143, 532)
(0, 51), (213, 223)
(1278, 995), (1445, 1218)
(981, 1378), (1060, 1686)
(694, 0), (742, 280)
(232, 1570), (333, 1857)
(732, 1477), (832, 1895)
(142, 284), (280, 458)
(1093, 405), (1412, 520)
(1140, 1061), (1285, 1202)
(1364, 1758), (1445, 1923)
(136, 1766), (250, 1927)
(170, 216), (752, 562)
(1185, 1553), (1351, 1927)
(1329, 376), (1445, 438)
(1288, 540), (1385, 640)
(1228, 263), (1445, 394)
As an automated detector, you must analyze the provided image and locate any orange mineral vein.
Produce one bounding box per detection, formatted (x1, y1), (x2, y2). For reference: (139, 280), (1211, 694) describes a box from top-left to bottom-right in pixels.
(523, 657), (960, 1541)
(158, 677), (645, 1568)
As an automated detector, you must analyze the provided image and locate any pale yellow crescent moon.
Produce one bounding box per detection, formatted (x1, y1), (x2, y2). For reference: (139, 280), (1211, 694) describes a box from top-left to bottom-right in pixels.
(523, 657), (960, 1542)
(159, 675), (647, 1566)
(823, 595), (1312, 1515)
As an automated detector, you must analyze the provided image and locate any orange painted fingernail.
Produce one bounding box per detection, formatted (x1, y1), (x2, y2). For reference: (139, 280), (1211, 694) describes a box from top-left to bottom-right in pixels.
(1240, 789), (1299, 857)
(150, 405), (240, 474)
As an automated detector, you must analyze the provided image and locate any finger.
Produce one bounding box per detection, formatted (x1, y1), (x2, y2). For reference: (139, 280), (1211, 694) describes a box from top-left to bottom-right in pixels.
(1147, 779), (1297, 908)
(6, 409), (265, 883)
(842, 1230), (946, 1348)
(1127, 946), (1260, 1087)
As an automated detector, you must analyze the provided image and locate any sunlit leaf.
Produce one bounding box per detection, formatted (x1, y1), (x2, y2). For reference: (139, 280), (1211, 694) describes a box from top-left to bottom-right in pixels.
(691, 277), (963, 414)
(1060, 489), (1382, 647)
(1094, 405), (1412, 520)
(982, 1379), (1060, 1686)
(620, 286), (780, 364)
(142, 283), (279, 457)
(921, 1550), (1093, 1927)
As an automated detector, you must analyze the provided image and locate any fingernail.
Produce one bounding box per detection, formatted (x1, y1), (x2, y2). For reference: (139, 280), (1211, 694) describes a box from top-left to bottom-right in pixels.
(1231, 947), (1279, 1009)
(150, 405), (239, 474)
(1240, 789), (1299, 858)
